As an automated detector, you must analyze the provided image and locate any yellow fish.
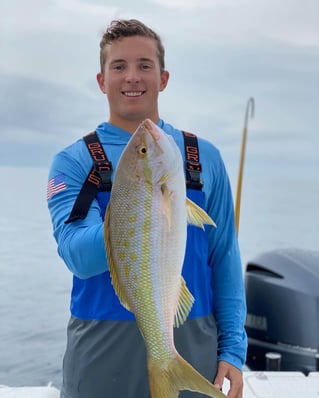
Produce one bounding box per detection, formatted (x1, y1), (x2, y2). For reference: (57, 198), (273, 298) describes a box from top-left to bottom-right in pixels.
(104, 119), (225, 398)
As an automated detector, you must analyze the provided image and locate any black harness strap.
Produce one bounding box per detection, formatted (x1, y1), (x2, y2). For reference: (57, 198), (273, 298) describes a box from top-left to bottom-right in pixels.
(65, 129), (202, 223)
(64, 132), (112, 224)
(182, 131), (203, 190)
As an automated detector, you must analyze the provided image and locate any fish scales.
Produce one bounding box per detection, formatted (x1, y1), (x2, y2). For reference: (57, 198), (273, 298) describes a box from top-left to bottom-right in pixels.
(109, 166), (181, 356)
(104, 119), (226, 398)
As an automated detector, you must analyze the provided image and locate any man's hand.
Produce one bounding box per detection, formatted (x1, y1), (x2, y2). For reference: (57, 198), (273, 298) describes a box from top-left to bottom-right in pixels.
(213, 360), (244, 398)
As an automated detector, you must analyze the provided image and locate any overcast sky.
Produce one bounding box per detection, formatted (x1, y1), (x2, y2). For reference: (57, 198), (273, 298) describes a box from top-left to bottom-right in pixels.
(1, 0), (318, 176)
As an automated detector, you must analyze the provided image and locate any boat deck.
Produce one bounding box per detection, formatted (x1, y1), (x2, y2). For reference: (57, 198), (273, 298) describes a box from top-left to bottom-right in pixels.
(1, 372), (319, 397)
(225, 371), (319, 397)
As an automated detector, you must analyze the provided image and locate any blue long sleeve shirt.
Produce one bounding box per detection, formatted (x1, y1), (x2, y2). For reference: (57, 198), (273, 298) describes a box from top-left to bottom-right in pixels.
(47, 119), (247, 370)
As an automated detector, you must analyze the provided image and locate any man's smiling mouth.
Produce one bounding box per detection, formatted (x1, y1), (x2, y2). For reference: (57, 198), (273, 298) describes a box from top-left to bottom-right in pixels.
(123, 91), (145, 97)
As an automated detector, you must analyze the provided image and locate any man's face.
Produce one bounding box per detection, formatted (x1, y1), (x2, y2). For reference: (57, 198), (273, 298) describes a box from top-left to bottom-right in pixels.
(97, 36), (169, 129)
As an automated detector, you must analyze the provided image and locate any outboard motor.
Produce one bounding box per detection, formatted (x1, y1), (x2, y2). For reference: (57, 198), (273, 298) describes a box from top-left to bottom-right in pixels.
(245, 248), (319, 374)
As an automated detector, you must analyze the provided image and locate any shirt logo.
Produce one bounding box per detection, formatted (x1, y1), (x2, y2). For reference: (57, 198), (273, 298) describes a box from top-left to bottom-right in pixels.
(47, 174), (66, 200)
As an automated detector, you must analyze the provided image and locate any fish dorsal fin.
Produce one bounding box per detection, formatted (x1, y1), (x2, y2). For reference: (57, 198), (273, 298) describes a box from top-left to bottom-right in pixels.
(186, 198), (216, 229)
(104, 204), (132, 313)
(174, 277), (194, 328)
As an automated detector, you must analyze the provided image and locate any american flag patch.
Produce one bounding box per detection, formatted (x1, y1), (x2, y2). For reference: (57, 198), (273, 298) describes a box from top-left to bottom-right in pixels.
(47, 174), (67, 200)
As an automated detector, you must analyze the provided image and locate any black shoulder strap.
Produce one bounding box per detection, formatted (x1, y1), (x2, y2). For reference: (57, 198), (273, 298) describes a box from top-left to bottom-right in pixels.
(65, 132), (112, 224)
(182, 131), (203, 190)
(65, 130), (202, 224)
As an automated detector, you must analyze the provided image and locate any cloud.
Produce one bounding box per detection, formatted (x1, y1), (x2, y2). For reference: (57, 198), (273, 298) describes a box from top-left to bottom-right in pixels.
(0, 73), (101, 137)
(150, 0), (235, 9)
(0, 72), (106, 167)
(0, 0), (318, 170)
(147, 0), (319, 49)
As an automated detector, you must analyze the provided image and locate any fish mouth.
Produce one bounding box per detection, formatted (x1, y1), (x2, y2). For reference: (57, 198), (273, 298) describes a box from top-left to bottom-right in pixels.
(122, 91), (145, 97)
(142, 119), (161, 141)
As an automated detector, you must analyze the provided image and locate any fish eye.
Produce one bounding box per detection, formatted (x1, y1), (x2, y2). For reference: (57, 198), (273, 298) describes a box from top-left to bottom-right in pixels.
(138, 145), (147, 156)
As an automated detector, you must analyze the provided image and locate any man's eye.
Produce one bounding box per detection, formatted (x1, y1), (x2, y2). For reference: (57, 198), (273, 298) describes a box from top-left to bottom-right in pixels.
(112, 64), (125, 71)
(140, 64), (152, 71)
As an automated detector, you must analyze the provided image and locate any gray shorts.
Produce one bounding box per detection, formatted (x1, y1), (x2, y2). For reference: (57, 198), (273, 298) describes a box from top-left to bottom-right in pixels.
(60, 315), (217, 398)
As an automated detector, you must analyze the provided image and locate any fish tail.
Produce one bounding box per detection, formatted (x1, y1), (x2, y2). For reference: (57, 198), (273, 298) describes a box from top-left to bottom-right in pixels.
(148, 354), (226, 398)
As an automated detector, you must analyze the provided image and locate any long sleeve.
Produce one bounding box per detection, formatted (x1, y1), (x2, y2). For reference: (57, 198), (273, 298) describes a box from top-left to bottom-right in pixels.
(202, 142), (247, 370)
(47, 142), (108, 279)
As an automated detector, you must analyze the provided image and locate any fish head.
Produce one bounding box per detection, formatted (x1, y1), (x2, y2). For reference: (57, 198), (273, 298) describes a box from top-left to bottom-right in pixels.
(119, 119), (183, 187)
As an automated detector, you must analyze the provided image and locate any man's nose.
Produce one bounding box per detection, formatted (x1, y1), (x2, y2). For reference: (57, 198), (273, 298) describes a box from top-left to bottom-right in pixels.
(125, 67), (140, 83)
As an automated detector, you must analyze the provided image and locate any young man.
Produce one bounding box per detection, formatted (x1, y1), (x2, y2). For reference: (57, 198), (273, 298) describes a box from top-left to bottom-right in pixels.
(47, 19), (247, 398)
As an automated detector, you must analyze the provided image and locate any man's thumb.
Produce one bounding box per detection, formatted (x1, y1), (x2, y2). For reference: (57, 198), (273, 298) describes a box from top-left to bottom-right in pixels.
(213, 370), (225, 391)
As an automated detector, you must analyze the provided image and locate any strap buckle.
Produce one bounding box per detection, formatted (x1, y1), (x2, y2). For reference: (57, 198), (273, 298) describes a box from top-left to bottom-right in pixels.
(94, 163), (113, 192)
(185, 160), (203, 190)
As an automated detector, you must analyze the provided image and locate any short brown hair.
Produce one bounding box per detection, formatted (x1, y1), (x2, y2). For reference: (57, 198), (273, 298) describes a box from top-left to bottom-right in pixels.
(99, 19), (165, 74)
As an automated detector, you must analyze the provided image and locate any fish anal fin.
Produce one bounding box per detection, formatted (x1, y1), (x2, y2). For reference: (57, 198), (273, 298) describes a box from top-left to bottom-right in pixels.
(186, 198), (217, 229)
(104, 204), (132, 313)
(148, 354), (227, 398)
(174, 277), (194, 328)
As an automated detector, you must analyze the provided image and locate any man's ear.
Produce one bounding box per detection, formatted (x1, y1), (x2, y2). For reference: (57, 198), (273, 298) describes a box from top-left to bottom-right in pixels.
(159, 70), (170, 92)
(97, 72), (106, 94)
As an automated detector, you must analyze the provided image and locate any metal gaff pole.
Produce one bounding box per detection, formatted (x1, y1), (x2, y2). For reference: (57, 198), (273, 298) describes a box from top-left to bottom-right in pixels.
(235, 97), (254, 235)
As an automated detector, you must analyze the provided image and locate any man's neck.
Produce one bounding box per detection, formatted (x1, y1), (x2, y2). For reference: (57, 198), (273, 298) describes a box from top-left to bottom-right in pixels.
(108, 115), (160, 134)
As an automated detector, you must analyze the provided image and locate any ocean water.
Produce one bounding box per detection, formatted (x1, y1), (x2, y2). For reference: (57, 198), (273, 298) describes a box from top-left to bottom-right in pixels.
(0, 157), (318, 389)
(0, 167), (71, 388)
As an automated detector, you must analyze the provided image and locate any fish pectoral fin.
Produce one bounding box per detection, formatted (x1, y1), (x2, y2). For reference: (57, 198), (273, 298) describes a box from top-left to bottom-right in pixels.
(174, 277), (194, 328)
(148, 354), (227, 398)
(160, 182), (173, 230)
(186, 198), (217, 229)
(104, 204), (132, 313)
(157, 173), (170, 185)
